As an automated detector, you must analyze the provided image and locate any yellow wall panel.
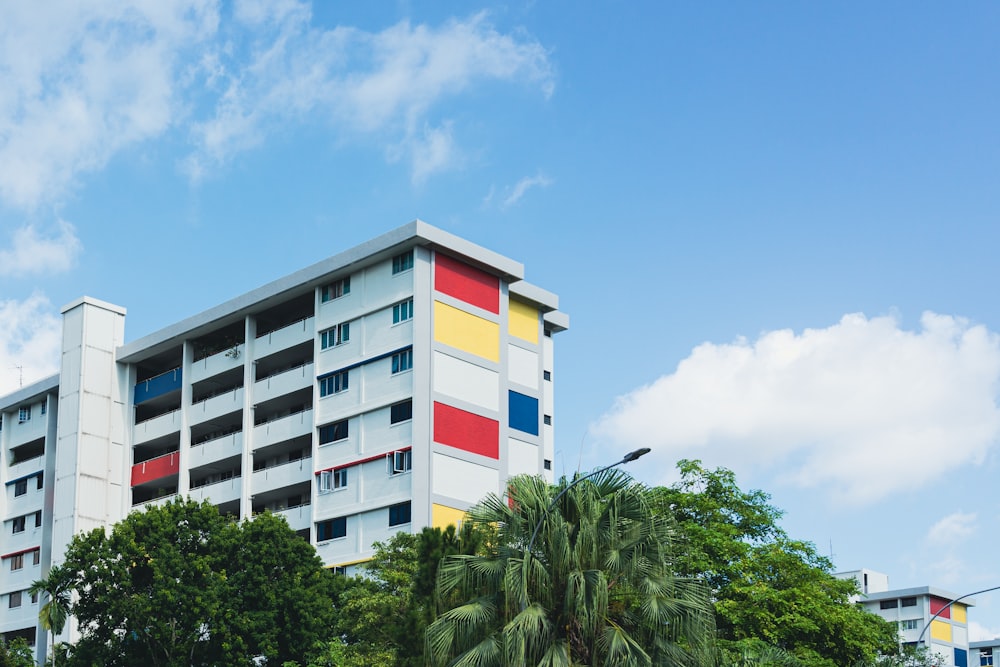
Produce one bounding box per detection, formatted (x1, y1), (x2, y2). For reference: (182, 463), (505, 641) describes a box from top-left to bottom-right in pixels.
(433, 504), (467, 529)
(953, 604), (967, 624)
(508, 299), (539, 344)
(434, 301), (500, 362)
(930, 620), (951, 642)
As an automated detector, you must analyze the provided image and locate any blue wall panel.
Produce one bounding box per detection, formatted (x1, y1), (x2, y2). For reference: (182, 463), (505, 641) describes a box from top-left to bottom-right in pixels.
(508, 391), (539, 436)
(134, 368), (183, 404)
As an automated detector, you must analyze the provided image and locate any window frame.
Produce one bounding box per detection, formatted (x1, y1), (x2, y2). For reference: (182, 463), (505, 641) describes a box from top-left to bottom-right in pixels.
(392, 299), (414, 324)
(316, 517), (347, 542)
(392, 250), (414, 274)
(390, 400), (412, 425)
(9, 590), (22, 608)
(14, 479), (27, 496)
(10, 554), (24, 571)
(388, 501), (412, 527)
(320, 277), (351, 303)
(320, 322), (350, 349)
(388, 449), (412, 475)
(319, 419), (349, 444)
(12, 516), (26, 534)
(319, 370), (349, 397)
(18, 406), (30, 422)
(391, 349), (413, 374)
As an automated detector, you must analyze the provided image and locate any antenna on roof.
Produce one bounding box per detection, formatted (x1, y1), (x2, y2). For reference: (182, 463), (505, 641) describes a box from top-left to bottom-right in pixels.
(12, 364), (23, 388)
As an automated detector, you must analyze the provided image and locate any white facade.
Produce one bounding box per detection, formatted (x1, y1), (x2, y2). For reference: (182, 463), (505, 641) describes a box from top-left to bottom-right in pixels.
(0, 221), (568, 662)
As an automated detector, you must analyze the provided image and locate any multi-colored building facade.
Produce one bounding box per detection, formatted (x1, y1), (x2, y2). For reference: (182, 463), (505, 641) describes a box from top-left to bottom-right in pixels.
(0, 220), (567, 662)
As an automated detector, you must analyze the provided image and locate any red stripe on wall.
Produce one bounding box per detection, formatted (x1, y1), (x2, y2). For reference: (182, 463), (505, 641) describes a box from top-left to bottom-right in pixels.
(315, 447), (413, 475)
(433, 402), (499, 459)
(434, 254), (500, 314)
(1, 546), (40, 560)
(131, 451), (180, 486)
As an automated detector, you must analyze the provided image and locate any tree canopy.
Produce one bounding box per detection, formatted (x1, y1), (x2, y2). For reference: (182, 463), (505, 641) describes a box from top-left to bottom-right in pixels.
(652, 460), (899, 667)
(427, 470), (715, 666)
(55, 499), (338, 667)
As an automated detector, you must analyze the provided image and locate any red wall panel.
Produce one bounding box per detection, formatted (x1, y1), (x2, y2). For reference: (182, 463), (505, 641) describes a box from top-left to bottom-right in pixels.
(434, 402), (499, 459)
(929, 597), (951, 619)
(131, 451), (179, 486)
(434, 254), (500, 314)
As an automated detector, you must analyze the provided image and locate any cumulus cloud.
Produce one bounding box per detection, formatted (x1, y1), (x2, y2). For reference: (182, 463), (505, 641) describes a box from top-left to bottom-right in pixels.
(0, 0), (219, 209)
(969, 621), (1000, 642)
(926, 512), (977, 547)
(0, 294), (62, 395)
(0, 221), (82, 276)
(591, 312), (1000, 504)
(502, 171), (552, 208)
(184, 6), (553, 182)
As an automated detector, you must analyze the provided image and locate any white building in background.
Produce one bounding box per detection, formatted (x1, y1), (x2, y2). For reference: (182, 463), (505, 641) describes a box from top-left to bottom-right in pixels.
(837, 569), (973, 667)
(1, 221), (568, 663)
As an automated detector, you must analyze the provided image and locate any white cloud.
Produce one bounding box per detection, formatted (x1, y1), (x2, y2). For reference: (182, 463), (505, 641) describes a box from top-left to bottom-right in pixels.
(0, 221), (83, 276)
(926, 512), (977, 547)
(0, 294), (61, 395)
(591, 312), (1000, 505)
(969, 620), (1000, 642)
(502, 171), (552, 208)
(185, 7), (553, 182)
(0, 0), (219, 209)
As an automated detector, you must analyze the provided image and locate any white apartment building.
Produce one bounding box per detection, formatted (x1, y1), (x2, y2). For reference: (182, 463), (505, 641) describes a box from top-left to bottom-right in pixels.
(0, 221), (567, 663)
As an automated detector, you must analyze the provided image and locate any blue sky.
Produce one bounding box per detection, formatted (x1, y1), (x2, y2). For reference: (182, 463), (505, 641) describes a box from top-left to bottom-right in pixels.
(3, 0), (1000, 639)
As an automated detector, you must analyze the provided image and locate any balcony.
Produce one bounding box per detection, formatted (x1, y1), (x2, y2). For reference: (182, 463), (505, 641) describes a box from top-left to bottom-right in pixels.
(188, 344), (245, 385)
(253, 408), (313, 449)
(133, 409), (182, 445)
(189, 431), (244, 467)
(273, 503), (312, 532)
(255, 317), (314, 359)
(188, 476), (242, 506)
(7, 456), (45, 485)
(131, 451), (179, 486)
(189, 387), (245, 425)
(251, 456), (312, 496)
(7, 416), (45, 446)
(134, 367), (182, 405)
(0, 600), (39, 634)
(254, 363), (313, 404)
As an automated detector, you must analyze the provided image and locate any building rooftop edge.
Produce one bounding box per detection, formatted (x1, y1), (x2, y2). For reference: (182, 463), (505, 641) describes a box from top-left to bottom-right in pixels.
(117, 220), (527, 362)
(0, 373), (60, 408)
(60, 295), (127, 316)
(509, 281), (558, 310)
(859, 586), (976, 606)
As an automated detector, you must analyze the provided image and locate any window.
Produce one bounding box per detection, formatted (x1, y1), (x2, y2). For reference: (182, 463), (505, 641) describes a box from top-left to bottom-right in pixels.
(14, 479), (27, 496)
(12, 516), (25, 534)
(10, 554), (24, 571)
(319, 419), (348, 444)
(901, 597), (917, 607)
(30, 591), (38, 604)
(319, 371), (349, 397)
(320, 322), (350, 349)
(37, 473), (43, 490)
(318, 469), (348, 493)
(33, 550), (40, 566)
(18, 406), (30, 422)
(40, 402), (46, 416)
(388, 450), (412, 475)
(388, 501), (411, 526)
(543, 414), (552, 426)
(391, 349), (413, 374)
(981, 648), (994, 666)
(392, 299), (413, 324)
(9, 591), (21, 608)
(321, 277), (351, 302)
(316, 517), (347, 541)
(34, 511), (41, 528)
(544, 459), (552, 470)
(392, 250), (414, 274)
(390, 400), (412, 424)
(543, 370), (551, 381)
(332, 566), (347, 576)
(899, 619), (921, 631)
(880, 600), (898, 610)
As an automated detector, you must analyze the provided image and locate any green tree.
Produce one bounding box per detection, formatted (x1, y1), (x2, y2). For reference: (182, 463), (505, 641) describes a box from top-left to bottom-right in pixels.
(0, 637), (34, 667)
(336, 524), (487, 667)
(30, 564), (72, 667)
(57, 499), (337, 666)
(652, 460), (898, 667)
(427, 470), (715, 667)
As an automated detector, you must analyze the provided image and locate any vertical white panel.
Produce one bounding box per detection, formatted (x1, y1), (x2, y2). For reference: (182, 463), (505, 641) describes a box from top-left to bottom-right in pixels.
(507, 345), (538, 390)
(433, 351), (499, 411)
(508, 437), (538, 476)
(432, 452), (500, 503)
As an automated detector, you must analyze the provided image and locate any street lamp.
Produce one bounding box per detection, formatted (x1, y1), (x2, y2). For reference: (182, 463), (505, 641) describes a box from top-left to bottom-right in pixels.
(524, 447), (652, 563)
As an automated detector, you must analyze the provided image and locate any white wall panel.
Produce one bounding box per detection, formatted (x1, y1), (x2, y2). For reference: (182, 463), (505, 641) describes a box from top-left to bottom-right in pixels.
(433, 351), (499, 411)
(508, 345), (538, 390)
(433, 453), (499, 503)
(508, 437), (538, 476)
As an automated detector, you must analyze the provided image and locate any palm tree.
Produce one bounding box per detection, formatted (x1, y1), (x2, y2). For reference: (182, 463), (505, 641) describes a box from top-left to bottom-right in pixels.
(426, 469), (715, 667)
(29, 565), (71, 667)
